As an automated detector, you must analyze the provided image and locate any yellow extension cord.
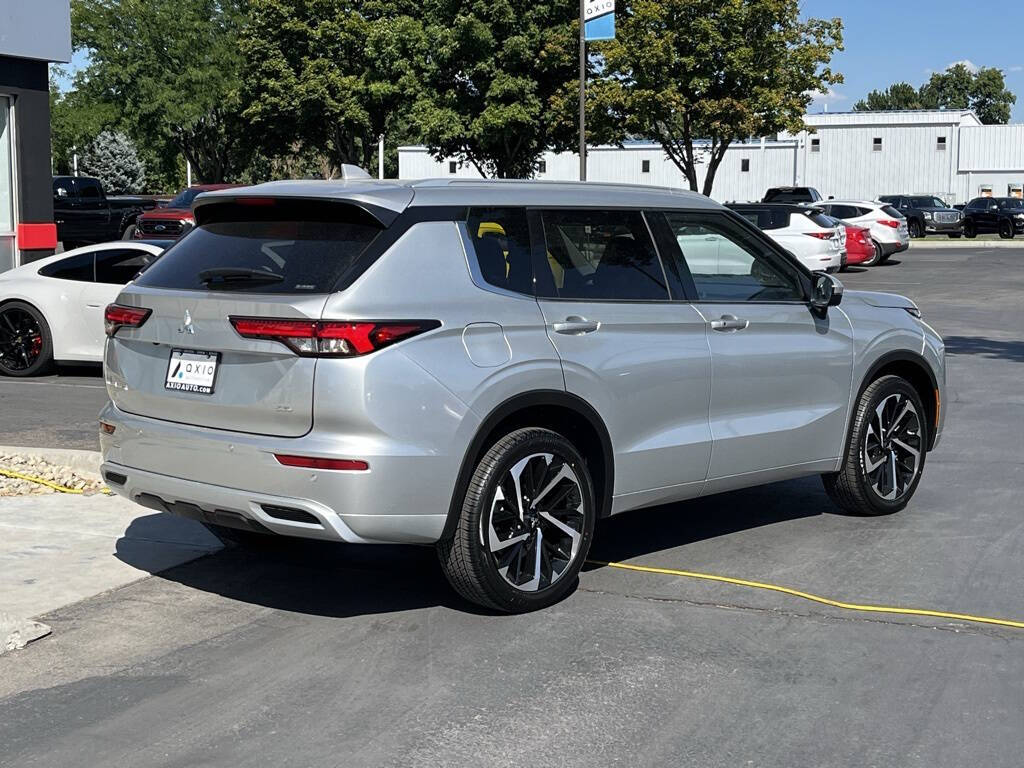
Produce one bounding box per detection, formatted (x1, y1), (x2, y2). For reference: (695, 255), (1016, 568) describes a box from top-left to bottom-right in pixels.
(0, 467), (112, 495)
(587, 559), (1024, 631)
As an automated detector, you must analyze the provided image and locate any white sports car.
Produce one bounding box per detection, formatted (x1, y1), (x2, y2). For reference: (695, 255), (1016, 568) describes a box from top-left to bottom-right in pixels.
(0, 241), (165, 376)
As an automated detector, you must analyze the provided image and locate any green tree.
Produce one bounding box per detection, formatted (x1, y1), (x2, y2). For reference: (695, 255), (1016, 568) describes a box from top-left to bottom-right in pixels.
(591, 0), (843, 196)
(240, 0), (424, 176)
(853, 82), (923, 112)
(80, 130), (146, 193)
(49, 70), (121, 176)
(72, 0), (252, 184)
(855, 65), (1016, 125)
(411, 1), (578, 178)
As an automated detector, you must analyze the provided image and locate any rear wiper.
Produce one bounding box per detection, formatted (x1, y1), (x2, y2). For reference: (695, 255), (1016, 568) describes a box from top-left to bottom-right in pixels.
(197, 268), (284, 287)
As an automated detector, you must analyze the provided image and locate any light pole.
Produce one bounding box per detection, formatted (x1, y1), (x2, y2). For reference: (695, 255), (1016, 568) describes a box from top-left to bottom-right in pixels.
(578, 0), (587, 182)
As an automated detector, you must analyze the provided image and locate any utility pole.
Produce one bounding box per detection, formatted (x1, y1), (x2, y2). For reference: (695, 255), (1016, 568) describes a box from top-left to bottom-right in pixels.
(378, 135), (385, 179)
(186, 160), (192, 187)
(578, 0), (587, 181)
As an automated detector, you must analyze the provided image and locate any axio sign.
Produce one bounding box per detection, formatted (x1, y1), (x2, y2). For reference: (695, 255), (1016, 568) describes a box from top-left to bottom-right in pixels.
(584, 0), (615, 41)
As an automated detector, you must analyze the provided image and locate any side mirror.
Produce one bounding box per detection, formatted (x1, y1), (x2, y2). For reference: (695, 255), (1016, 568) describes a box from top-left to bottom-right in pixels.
(810, 272), (843, 312)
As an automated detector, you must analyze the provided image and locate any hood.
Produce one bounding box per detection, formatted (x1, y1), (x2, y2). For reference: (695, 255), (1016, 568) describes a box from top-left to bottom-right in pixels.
(846, 290), (918, 311)
(138, 208), (194, 221)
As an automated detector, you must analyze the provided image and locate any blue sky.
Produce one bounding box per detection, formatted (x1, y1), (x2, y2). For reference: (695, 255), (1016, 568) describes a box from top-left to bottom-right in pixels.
(803, 0), (1024, 121)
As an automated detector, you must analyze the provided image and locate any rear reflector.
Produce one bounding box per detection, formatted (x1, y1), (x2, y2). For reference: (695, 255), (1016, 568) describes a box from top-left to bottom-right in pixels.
(274, 455), (369, 471)
(104, 304), (152, 337)
(230, 317), (439, 357)
(880, 219), (901, 228)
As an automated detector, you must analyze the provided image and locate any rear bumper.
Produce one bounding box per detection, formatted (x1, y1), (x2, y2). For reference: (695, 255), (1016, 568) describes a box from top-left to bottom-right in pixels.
(880, 240), (909, 256)
(99, 403), (459, 544)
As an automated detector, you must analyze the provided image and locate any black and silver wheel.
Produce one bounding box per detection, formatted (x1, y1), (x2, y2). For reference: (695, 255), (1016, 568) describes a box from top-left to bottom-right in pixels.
(438, 427), (596, 612)
(0, 302), (54, 377)
(823, 375), (927, 515)
(908, 219), (922, 238)
(999, 220), (1014, 239)
(863, 240), (883, 266)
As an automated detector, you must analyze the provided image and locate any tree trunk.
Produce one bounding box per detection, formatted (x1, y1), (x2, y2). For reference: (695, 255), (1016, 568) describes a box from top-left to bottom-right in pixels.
(701, 140), (731, 198)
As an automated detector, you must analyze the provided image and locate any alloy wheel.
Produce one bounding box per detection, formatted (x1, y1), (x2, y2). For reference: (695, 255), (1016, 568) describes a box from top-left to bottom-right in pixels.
(862, 393), (923, 501)
(483, 452), (586, 592)
(0, 307), (44, 374)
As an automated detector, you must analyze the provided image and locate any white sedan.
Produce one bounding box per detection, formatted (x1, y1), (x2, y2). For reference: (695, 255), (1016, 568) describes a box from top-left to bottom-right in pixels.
(0, 241), (165, 376)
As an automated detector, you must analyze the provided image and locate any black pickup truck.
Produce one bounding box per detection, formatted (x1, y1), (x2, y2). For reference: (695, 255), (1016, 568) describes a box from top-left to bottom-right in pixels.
(52, 176), (160, 249)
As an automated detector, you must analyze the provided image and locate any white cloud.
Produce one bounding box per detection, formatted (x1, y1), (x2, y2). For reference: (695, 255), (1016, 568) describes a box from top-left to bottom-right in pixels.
(946, 59), (980, 74)
(1008, 65), (1024, 73)
(807, 88), (846, 104)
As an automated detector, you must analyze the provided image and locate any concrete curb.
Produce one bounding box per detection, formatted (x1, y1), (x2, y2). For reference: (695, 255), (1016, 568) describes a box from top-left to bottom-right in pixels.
(910, 239), (1024, 248)
(0, 612), (51, 656)
(0, 445), (102, 480)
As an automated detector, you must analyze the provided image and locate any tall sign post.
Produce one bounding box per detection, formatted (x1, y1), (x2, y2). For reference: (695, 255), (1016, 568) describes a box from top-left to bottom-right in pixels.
(580, 0), (615, 181)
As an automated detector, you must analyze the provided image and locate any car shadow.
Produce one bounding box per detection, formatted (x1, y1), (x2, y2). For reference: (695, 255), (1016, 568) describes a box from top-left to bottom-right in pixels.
(840, 266), (868, 274)
(53, 362), (103, 378)
(878, 259), (902, 266)
(943, 335), (1024, 363)
(585, 476), (829, 570)
(115, 477), (831, 617)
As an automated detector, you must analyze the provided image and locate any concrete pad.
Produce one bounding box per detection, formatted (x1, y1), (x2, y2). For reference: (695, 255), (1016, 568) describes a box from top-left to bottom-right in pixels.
(0, 492), (221, 629)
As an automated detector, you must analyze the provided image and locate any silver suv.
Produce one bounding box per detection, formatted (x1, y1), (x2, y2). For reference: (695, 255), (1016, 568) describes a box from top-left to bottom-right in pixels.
(99, 179), (946, 612)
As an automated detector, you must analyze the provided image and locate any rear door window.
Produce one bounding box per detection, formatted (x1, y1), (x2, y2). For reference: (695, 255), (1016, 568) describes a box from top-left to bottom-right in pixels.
(535, 209), (668, 301)
(465, 208), (534, 295)
(134, 201), (382, 293)
(38, 252), (95, 281)
(76, 179), (102, 199)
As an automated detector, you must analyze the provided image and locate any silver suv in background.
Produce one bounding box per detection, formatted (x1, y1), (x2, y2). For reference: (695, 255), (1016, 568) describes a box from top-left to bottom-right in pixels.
(99, 179), (946, 612)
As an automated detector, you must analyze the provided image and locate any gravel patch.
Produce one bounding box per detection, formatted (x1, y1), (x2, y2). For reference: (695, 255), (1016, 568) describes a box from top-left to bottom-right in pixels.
(0, 453), (107, 497)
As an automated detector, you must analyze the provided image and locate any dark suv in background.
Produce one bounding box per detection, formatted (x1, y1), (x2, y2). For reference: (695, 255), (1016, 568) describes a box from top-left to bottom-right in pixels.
(763, 186), (823, 203)
(961, 197), (1024, 239)
(878, 195), (963, 239)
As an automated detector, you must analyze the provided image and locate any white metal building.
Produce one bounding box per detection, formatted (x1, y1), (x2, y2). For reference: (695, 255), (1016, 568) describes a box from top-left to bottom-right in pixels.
(398, 110), (1024, 204)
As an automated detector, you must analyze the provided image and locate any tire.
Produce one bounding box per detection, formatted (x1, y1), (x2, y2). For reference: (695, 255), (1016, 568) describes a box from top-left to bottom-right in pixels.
(999, 220), (1014, 239)
(0, 301), (54, 377)
(964, 220), (976, 239)
(121, 224), (137, 240)
(823, 375), (928, 516)
(908, 219), (922, 239)
(863, 240), (883, 267)
(438, 427), (597, 613)
(947, 233), (961, 239)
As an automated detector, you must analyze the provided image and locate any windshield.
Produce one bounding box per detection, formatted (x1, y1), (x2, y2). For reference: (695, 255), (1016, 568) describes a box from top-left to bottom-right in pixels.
(910, 196), (947, 208)
(166, 188), (201, 209)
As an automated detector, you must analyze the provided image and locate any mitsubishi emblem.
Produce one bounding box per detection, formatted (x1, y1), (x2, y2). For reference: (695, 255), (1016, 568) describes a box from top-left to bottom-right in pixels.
(179, 310), (195, 335)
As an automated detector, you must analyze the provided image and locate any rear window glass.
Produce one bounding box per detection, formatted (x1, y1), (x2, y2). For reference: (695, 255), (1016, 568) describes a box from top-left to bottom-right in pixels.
(880, 205), (903, 219)
(134, 202), (382, 293)
(805, 211), (835, 228)
(733, 208), (791, 230)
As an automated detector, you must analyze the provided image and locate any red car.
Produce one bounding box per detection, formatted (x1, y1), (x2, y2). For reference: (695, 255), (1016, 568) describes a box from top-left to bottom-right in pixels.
(842, 224), (876, 267)
(133, 184), (241, 240)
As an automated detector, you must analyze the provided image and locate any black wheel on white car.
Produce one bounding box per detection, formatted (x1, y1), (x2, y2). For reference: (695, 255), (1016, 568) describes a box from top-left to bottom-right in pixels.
(0, 301), (54, 377)
(823, 375), (927, 516)
(438, 428), (596, 612)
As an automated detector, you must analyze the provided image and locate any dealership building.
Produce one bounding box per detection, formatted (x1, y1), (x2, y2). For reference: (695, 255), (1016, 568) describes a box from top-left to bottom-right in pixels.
(399, 110), (1024, 204)
(1, 0), (72, 271)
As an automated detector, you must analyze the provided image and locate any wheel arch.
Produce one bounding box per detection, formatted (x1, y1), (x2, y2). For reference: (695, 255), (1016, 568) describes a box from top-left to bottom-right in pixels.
(442, 390), (614, 541)
(860, 351), (939, 451)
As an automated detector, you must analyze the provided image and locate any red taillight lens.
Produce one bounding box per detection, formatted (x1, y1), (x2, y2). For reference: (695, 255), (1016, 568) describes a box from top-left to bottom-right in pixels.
(880, 219), (901, 228)
(104, 304), (152, 337)
(805, 232), (833, 239)
(274, 454), (369, 471)
(229, 317), (439, 357)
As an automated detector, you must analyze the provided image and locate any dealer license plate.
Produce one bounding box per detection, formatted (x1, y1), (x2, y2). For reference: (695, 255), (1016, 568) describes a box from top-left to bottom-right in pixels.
(165, 349), (220, 395)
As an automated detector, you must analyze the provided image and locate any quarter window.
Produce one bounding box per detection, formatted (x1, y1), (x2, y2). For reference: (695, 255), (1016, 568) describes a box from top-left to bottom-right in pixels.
(536, 209), (668, 301)
(661, 213), (803, 302)
(94, 248), (158, 285)
(465, 207), (534, 295)
(38, 252), (95, 282)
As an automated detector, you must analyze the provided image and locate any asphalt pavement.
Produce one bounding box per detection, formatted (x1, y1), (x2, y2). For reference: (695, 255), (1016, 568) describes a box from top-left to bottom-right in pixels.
(0, 364), (106, 450)
(1, 245), (1023, 767)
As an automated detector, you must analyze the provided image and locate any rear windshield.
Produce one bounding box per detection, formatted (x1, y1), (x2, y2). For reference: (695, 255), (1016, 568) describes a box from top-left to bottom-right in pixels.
(880, 205), (904, 219)
(764, 188), (813, 202)
(134, 202), (382, 293)
(804, 211), (835, 227)
(733, 208), (791, 230)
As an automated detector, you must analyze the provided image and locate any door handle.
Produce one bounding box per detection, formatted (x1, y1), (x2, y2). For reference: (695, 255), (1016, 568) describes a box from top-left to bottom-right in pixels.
(709, 314), (749, 332)
(552, 316), (600, 335)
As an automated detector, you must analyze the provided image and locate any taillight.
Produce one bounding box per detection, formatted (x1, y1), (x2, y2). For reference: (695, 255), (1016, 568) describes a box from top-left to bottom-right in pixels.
(229, 317), (440, 357)
(104, 304), (152, 337)
(880, 219), (901, 228)
(274, 454), (369, 471)
(805, 232), (833, 239)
